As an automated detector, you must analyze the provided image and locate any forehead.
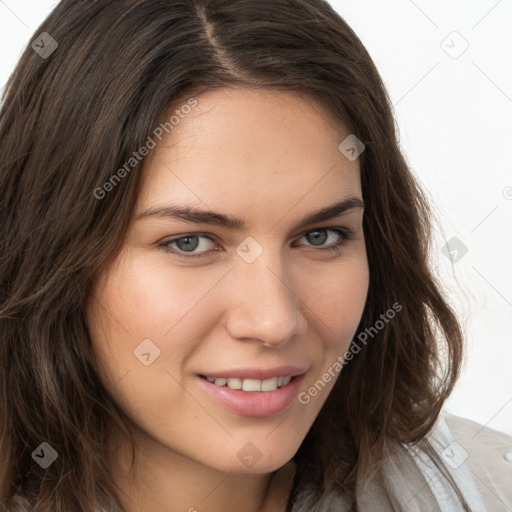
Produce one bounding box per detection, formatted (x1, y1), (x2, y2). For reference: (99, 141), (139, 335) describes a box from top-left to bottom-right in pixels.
(137, 87), (361, 222)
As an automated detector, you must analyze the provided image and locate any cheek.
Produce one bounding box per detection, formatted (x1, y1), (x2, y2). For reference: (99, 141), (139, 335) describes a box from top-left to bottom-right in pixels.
(304, 255), (369, 400)
(86, 254), (234, 393)
(90, 255), (227, 339)
(298, 254), (369, 408)
(306, 258), (369, 348)
(85, 257), (217, 433)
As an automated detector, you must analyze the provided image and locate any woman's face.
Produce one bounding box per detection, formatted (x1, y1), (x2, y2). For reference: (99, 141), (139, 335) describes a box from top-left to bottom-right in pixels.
(87, 87), (369, 475)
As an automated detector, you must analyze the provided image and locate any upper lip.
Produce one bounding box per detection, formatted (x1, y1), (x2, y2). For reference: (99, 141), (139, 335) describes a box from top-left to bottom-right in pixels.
(199, 365), (308, 381)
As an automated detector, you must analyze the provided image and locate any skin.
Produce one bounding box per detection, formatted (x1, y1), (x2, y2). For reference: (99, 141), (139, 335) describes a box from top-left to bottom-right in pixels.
(86, 87), (369, 512)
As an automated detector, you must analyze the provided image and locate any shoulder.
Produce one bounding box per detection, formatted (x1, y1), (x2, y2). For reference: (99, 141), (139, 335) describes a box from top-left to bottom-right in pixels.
(431, 412), (512, 511)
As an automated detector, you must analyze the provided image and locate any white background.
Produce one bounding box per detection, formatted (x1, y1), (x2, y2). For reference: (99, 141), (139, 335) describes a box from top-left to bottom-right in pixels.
(1, 0), (511, 436)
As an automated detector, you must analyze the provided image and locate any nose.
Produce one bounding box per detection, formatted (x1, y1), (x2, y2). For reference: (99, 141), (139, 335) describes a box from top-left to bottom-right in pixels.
(223, 250), (308, 347)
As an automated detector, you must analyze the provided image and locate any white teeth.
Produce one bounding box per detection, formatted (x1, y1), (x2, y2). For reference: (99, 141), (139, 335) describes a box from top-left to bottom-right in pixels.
(242, 379), (261, 392)
(261, 377), (278, 391)
(227, 378), (242, 389)
(206, 375), (292, 391)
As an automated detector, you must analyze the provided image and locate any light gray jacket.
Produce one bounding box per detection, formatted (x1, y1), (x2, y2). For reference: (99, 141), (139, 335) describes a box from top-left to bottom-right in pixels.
(432, 413), (512, 511)
(356, 413), (512, 511)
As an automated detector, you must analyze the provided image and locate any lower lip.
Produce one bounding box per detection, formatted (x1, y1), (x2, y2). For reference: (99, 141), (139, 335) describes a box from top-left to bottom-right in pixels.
(197, 375), (305, 417)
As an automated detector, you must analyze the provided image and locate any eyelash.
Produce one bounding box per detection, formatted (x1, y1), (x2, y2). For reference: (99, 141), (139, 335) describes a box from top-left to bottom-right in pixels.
(158, 227), (353, 260)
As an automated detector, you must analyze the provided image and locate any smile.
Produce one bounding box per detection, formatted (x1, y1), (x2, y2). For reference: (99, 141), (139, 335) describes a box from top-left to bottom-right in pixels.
(196, 366), (307, 417)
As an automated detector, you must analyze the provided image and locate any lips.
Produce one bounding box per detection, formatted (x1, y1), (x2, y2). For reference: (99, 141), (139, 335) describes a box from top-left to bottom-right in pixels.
(196, 366), (307, 417)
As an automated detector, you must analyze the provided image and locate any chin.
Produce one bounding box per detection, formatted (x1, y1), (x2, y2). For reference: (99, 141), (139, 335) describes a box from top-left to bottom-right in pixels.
(221, 437), (300, 475)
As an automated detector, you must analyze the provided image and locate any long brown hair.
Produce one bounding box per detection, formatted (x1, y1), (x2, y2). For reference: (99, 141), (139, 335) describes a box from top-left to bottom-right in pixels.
(0, 0), (465, 510)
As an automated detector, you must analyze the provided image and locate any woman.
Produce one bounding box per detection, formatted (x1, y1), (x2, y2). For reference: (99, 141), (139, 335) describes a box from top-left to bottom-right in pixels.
(0, 1), (510, 511)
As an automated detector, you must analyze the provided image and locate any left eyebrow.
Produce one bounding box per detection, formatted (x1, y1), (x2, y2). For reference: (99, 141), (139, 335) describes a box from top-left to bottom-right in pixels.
(136, 196), (364, 231)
